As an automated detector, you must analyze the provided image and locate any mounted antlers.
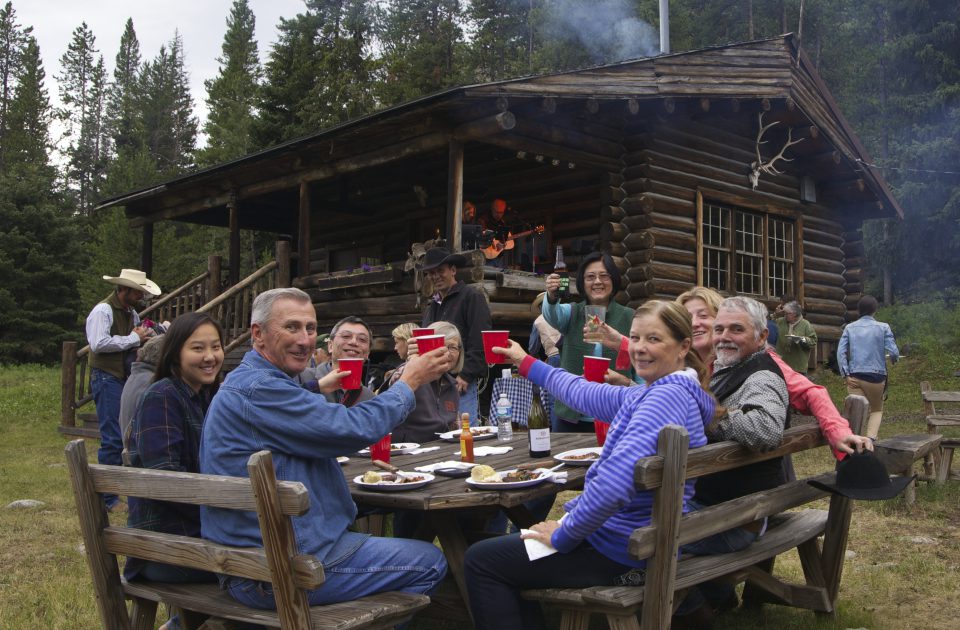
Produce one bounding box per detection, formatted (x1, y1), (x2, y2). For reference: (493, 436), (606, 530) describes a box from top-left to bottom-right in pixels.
(749, 112), (804, 190)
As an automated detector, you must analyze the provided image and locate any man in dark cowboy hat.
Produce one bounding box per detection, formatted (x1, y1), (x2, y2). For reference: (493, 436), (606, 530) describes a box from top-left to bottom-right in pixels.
(420, 247), (491, 424)
(85, 269), (161, 512)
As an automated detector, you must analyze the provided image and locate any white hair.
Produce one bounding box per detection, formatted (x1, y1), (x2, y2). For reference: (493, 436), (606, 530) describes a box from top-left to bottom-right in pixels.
(717, 296), (768, 340)
(251, 287), (312, 327)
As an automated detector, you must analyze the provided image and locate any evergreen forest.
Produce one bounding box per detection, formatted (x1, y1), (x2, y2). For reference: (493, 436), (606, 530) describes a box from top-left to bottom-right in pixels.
(0, 0), (957, 364)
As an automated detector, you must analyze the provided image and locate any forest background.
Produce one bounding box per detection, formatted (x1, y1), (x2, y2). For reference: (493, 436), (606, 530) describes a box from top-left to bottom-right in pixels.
(1, 0), (958, 364)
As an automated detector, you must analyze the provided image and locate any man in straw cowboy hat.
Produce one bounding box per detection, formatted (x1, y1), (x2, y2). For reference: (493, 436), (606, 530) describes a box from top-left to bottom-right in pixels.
(85, 269), (161, 511)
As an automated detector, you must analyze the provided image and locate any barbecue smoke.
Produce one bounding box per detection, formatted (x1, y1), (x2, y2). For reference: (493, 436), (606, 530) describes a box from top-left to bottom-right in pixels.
(542, 0), (660, 64)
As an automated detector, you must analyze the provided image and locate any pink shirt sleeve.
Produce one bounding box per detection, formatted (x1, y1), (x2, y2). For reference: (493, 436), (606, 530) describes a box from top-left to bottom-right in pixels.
(768, 349), (851, 460)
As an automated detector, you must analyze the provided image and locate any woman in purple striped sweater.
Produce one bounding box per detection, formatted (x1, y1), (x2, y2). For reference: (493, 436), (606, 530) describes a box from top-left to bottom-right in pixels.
(464, 300), (716, 630)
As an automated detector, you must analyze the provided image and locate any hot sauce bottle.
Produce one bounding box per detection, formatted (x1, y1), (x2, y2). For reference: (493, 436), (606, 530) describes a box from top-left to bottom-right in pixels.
(459, 413), (474, 463)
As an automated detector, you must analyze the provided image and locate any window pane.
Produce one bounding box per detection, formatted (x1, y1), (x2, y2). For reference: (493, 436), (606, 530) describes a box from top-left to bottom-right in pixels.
(703, 203), (729, 248)
(736, 212), (762, 254)
(704, 247), (728, 291)
(736, 253), (762, 295)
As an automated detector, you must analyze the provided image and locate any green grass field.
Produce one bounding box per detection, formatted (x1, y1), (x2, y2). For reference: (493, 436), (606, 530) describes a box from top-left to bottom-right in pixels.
(1, 352), (957, 629)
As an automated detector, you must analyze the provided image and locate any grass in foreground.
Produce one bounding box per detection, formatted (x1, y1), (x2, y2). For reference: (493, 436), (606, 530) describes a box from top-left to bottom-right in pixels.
(1, 362), (958, 629)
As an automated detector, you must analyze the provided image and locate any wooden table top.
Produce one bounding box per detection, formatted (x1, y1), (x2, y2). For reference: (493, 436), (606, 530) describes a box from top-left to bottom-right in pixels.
(342, 433), (597, 511)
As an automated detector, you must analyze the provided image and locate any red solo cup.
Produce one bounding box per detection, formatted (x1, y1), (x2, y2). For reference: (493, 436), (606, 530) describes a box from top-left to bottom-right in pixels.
(412, 328), (433, 338)
(593, 420), (610, 447)
(481, 330), (510, 364)
(583, 356), (611, 383)
(370, 434), (391, 463)
(415, 334), (445, 354)
(337, 358), (364, 390)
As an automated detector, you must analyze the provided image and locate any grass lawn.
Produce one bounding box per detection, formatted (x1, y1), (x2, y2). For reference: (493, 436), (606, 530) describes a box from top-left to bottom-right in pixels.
(0, 356), (958, 629)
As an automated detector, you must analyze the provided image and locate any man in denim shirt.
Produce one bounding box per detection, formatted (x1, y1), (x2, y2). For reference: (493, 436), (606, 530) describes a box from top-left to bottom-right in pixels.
(838, 294), (900, 440)
(201, 287), (450, 610)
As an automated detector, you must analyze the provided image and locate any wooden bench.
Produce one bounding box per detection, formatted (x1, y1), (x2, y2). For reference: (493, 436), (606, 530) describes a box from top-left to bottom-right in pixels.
(66, 440), (430, 630)
(920, 381), (960, 482)
(522, 395), (934, 629)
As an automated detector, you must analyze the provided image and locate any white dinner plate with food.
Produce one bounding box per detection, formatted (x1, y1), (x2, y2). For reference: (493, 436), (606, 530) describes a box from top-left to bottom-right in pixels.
(357, 442), (421, 455)
(554, 447), (602, 466)
(336, 456), (350, 465)
(464, 468), (550, 490)
(353, 472), (435, 491)
(436, 427), (497, 442)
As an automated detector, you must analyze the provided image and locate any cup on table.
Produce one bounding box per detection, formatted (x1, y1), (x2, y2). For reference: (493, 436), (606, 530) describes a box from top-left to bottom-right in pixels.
(584, 305), (607, 333)
(583, 356), (610, 383)
(412, 328), (434, 338)
(414, 334), (445, 354)
(481, 330), (510, 364)
(337, 358), (364, 390)
(593, 420), (610, 447)
(370, 434), (391, 463)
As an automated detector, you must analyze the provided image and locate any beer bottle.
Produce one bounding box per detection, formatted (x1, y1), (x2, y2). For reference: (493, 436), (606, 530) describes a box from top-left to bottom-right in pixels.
(459, 413), (474, 463)
(554, 245), (569, 300)
(527, 387), (551, 458)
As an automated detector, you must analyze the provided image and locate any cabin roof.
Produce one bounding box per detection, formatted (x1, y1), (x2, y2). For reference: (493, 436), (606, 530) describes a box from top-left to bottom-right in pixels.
(98, 34), (903, 222)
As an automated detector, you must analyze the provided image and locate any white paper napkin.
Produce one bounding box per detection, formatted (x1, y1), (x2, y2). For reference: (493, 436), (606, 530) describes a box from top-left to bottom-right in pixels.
(414, 460), (478, 473)
(522, 514), (566, 561)
(454, 445), (514, 457)
(408, 446), (441, 455)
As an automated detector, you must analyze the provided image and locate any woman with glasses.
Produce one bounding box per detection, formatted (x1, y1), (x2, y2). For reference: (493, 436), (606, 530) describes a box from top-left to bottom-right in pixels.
(542, 251), (635, 432)
(385, 320), (463, 443)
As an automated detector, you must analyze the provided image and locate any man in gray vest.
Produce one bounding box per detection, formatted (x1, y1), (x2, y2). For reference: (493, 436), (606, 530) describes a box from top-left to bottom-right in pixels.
(85, 269), (161, 511)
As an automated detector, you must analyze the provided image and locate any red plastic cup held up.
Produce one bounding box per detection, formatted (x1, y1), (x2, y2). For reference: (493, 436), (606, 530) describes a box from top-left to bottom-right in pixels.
(338, 358), (364, 390)
(415, 334), (445, 354)
(593, 420), (610, 447)
(583, 356), (611, 383)
(481, 330), (510, 364)
(370, 434), (391, 463)
(412, 328), (433, 338)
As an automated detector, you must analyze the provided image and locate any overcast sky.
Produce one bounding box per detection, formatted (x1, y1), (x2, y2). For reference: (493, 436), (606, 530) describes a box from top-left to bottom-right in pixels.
(17, 0), (307, 145)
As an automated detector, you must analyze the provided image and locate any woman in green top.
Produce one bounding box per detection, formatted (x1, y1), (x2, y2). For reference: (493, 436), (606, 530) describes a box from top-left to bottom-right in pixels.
(542, 251), (635, 432)
(775, 301), (817, 373)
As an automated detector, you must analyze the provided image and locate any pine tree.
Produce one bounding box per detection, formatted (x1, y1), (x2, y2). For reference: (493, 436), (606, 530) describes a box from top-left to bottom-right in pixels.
(106, 18), (143, 157)
(0, 1), (31, 168)
(465, 0), (535, 81)
(198, 0), (260, 166)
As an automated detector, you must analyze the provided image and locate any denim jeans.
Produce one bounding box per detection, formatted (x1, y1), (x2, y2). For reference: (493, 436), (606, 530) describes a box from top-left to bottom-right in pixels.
(226, 536), (447, 608)
(464, 533), (635, 630)
(91, 368), (124, 507)
(674, 499), (759, 615)
(458, 379), (480, 425)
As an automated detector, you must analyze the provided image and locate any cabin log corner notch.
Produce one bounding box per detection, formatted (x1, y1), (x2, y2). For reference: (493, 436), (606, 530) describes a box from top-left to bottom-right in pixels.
(92, 33), (901, 367)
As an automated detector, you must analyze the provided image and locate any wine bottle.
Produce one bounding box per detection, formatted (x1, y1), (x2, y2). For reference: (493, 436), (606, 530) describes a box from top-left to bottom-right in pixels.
(554, 245), (569, 300)
(527, 387), (551, 458)
(459, 412), (474, 463)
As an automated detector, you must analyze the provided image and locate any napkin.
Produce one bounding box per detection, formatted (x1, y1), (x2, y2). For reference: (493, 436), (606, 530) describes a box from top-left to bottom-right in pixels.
(453, 445), (514, 457)
(414, 460), (478, 473)
(408, 446), (441, 455)
(522, 514), (566, 561)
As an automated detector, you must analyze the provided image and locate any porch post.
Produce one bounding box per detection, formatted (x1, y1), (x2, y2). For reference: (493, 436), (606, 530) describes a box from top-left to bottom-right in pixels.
(298, 181), (311, 278)
(228, 193), (240, 286)
(446, 139), (464, 251)
(140, 223), (154, 276)
(276, 240), (291, 288)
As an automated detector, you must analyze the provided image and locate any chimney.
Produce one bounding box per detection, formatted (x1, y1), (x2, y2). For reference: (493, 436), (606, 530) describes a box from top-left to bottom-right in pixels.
(659, 0), (670, 54)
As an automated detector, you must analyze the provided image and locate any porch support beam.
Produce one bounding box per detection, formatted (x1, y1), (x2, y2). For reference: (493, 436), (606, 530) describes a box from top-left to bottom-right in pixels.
(446, 140), (464, 251)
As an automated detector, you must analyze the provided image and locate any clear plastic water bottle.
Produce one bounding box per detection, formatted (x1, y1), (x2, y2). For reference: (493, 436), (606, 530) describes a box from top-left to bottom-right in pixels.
(496, 392), (513, 442)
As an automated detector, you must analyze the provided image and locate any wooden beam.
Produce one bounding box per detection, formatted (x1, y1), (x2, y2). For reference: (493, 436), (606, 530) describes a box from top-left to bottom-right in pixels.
(228, 195), (240, 286)
(297, 182), (310, 278)
(140, 223), (154, 277)
(447, 140), (464, 251)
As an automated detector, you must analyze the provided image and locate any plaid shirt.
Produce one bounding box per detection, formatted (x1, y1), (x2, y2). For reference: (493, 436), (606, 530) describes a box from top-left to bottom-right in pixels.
(127, 377), (210, 538)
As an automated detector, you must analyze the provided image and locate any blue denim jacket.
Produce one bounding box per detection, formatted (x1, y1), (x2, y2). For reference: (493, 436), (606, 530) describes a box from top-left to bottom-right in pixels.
(200, 350), (416, 565)
(837, 316), (899, 377)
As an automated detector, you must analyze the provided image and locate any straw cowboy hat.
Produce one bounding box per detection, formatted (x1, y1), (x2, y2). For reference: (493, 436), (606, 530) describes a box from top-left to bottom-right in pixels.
(102, 269), (161, 296)
(531, 291), (547, 315)
(808, 450), (914, 501)
(419, 247), (467, 271)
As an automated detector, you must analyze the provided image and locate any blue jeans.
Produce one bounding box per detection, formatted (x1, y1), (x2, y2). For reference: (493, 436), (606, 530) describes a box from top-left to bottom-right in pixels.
(674, 499), (759, 615)
(91, 368), (124, 507)
(458, 379), (480, 426)
(226, 536), (447, 608)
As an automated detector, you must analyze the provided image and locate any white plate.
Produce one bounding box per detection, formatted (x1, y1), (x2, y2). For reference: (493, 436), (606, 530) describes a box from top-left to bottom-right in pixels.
(437, 427), (497, 442)
(337, 456), (350, 465)
(353, 472), (435, 491)
(357, 442), (421, 455)
(554, 447), (602, 466)
(464, 469), (550, 490)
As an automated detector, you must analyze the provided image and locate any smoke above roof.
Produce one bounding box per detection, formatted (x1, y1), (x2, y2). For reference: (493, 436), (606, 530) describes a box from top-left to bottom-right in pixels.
(542, 0), (660, 64)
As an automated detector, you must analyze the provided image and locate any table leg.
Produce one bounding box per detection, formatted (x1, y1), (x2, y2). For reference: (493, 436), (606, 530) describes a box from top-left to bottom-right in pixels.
(425, 511), (474, 619)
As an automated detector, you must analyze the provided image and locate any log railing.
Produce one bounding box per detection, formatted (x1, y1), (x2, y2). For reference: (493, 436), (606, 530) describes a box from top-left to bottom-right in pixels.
(59, 242), (291, 438)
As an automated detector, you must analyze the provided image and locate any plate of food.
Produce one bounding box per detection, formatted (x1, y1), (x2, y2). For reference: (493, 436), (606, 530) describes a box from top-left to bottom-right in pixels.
(464, 465), (551, 490)
(437, 426), (497, 442)
(357, 442), (421, 455)
(554, 447), (602, 466)
(353, 471), (435, 491)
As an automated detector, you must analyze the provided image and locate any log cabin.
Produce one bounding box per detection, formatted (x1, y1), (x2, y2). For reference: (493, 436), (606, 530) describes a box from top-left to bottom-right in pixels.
(61, 34), (901, 436)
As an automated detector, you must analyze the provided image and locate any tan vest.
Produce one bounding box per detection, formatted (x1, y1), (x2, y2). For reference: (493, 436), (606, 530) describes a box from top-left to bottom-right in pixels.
(89, 292), (135, 380)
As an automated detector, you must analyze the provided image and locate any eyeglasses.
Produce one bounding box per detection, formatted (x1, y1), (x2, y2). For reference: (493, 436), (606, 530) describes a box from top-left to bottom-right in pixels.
(584, 273), (612, 283)
(446, 344), (462, 352)
(335, 332), (370, 345)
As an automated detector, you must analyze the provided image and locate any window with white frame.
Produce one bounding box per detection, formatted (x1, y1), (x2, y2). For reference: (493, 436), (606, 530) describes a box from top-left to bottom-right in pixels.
(700, 201), (795, 299)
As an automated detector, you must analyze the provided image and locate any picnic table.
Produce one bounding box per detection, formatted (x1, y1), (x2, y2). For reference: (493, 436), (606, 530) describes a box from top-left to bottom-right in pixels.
(341, 432), (596, 616)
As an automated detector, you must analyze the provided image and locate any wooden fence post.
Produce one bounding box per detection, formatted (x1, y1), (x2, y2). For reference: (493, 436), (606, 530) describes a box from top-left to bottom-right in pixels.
(61, 342), (77, 430)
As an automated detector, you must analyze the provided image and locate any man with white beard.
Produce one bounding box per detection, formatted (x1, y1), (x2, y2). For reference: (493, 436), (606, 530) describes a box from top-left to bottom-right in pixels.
(673, 296), (789, 628)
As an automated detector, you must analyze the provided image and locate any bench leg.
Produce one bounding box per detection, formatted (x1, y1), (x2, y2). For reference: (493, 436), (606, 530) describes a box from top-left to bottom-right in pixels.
(128, 597), (157, 630)
(741, 557), (775, 609)
(940, 447), (956, 484)
(555, 609), (591, 630)
(901, 467), (917, 504)
(606, 612), (641, 630)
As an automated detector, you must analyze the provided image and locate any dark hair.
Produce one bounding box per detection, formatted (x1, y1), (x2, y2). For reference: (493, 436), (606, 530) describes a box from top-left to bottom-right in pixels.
(858, 295), (878, 317)
(575, 251), (622, 300)
(154, 312), (225, 388)
(330, 315), (372, 340)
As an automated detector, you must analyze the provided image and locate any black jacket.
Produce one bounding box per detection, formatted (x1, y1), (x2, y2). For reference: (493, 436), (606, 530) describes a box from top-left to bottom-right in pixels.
(421, 281), (492, 383)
